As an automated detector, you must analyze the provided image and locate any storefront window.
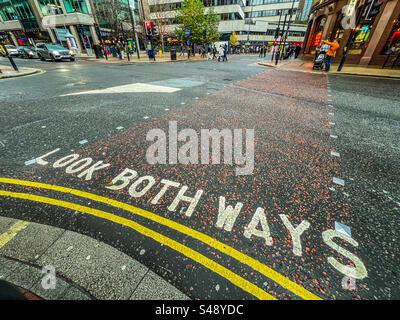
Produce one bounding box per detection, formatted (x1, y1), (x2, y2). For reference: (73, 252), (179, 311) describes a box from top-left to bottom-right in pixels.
(309, 16), (326, 53)
(63, 0), (88, 14)
(331, 13), (344, 41)
(349, 24), (371, 53)
(381, 17), (400, 54)
(38, 0), (64, 16)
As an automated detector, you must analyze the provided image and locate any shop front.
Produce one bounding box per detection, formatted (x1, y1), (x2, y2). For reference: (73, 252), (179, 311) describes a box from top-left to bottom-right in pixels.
(302, 0), (400, 67)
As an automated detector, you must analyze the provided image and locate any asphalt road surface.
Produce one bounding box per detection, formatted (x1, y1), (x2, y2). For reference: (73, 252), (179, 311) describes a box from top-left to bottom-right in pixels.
(0, 55), (399, 300)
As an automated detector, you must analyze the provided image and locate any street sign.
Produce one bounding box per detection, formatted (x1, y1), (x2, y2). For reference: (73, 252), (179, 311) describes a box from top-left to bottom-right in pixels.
(54, 28), (69, 41)
(185, 29), (190, 37)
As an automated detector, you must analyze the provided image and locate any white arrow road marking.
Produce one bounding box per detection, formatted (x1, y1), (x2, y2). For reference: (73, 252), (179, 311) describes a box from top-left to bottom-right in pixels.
(59, 83), (181, 97)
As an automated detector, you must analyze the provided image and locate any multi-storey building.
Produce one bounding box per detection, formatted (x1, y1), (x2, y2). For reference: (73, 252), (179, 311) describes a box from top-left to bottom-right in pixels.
(148, 0), (307, 47)
(0, 0), (144, 53)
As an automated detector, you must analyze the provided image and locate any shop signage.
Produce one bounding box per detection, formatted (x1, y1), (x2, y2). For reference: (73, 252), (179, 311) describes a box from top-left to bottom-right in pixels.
(54, 28), (69, 41)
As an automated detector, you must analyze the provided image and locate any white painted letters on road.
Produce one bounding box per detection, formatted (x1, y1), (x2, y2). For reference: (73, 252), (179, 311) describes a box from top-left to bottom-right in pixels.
(244, 207), (273, 246)
(322, 229), (368, 279)
(216, 196), (243, 232)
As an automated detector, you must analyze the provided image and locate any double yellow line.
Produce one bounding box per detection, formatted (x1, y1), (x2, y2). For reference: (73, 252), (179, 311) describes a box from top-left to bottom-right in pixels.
(0, 177), (321, 300)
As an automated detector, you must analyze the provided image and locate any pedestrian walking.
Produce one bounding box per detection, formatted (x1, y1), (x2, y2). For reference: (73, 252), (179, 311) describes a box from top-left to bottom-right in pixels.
(294, 45), (301, 59)
(322, 39), (340, 72)
(207, 44), (212, 60)
(217, 45), (223, 62)
(180, 44), (185, 57)
(212, 45), (217, 60)
(223, 44), (228, 62)
(116, 44), (122, 60)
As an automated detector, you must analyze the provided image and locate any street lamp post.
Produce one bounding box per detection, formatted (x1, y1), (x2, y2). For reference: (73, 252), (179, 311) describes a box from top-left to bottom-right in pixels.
(128, 0), (140, 59)
(276, 12), (288, 65)
(280, 0), (296, 61)
(337, 0), (369, 72)
(271, 10), (283, 61)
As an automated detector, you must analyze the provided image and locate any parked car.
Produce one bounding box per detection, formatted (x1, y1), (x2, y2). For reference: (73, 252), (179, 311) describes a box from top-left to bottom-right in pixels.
(17, 46), (39, 59)
(35, 43), (75, 62)
(1, 45), (19, 57)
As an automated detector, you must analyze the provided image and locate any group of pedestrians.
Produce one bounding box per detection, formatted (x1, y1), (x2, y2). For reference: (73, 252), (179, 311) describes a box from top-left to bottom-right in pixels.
(314, 39), (340, 72)
(179, 43), (229, 62)
(96, 42), (135, 60)
(281, 44), (302, 60)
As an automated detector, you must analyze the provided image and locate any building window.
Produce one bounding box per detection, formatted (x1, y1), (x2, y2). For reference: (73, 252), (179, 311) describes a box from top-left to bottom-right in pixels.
(246, 0), (298, 5)
(0, 0), (16, 21)
(7, 0), (36, 20)
(246, 9), (293, 18)
(63, 0), (88, 14)
(38, 0), (63, 16)
(219, 12), (240, 20)
(149, 2), (181, 12)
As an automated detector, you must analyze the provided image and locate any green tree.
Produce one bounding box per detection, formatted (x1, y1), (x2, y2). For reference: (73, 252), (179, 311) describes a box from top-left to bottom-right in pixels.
(174, 0), (220, 45)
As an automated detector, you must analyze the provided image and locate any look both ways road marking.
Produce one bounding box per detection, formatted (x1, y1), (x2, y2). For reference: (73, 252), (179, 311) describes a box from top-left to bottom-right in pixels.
(0, 178), (321, 300)
(59, 83), (181, 97)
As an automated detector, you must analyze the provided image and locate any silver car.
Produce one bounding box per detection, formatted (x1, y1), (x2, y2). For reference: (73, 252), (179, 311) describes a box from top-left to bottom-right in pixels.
(17, 46), (39, 59)
(2, 45), (19, 57)
(36, 43), (75, 62)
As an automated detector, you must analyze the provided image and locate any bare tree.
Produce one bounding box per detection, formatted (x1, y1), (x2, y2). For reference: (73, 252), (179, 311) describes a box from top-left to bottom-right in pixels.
(152, 3), (169, 52)
(94, 0), (130, 40)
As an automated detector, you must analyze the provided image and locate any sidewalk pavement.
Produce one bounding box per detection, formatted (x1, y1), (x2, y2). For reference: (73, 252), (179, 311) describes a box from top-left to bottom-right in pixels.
(0, 64), (41, 79)
(0, 216), (190, 300)
(259, 59), (400, 79)
(77, 51), (206, 63)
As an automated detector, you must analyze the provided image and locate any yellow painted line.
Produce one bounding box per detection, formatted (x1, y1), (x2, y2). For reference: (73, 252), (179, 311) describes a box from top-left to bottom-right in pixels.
(0, 220), (29, 249)
(0, 190), (275, 300)
(0, 178), (322, 300)
(0, 69), (46, 80)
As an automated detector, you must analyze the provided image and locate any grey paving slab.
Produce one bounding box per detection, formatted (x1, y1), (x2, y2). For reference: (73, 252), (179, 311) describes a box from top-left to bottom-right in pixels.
(4, 263), (42, 290)
(0, 216), (18, 234)
(0, 256), (22, 280)
(36, 230), (148, 300)
(0, 221), (65, 263)
(30, 274), (70, 300)
(130, 270), (190, 300)
(60, 285), (93, 300)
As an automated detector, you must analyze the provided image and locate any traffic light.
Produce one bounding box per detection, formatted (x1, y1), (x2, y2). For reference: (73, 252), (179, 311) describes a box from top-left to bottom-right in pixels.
(273, 40), (278, 46)
(145, 21), (152, 35)
(366, 0), (384, 20)
(274, 27), (280, 38)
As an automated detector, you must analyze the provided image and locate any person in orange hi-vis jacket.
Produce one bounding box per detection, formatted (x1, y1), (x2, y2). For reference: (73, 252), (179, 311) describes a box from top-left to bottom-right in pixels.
(322, 39), (340, 72)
